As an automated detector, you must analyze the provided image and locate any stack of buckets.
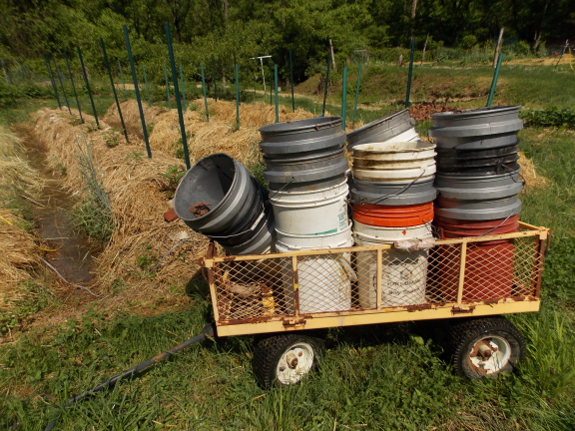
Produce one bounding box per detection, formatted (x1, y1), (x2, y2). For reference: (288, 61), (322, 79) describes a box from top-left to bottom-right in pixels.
(259, 117), (353, 313)
(173, 153), (275, 255)
(430, 106), (524, 301)
(347, 111), (437, 308)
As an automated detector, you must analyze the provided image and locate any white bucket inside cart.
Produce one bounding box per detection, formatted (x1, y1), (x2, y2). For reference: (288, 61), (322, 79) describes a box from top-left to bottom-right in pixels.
(276, 235), (353, 314)
(354, 221), (432, 308)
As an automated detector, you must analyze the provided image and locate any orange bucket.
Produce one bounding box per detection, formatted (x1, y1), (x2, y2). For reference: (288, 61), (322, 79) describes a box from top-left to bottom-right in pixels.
(352, 202), (434, 227)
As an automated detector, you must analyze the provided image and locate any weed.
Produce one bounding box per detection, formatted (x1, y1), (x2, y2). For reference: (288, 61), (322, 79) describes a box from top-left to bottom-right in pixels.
(0, 279), (55, 334)
(136, 245), (158, 271)
(85, 122), (99, 133)
(125, 151), (144, 164)
(146, 122), (154, 135)
(102, 128), (121, 148)
(159, 164), (186, 198)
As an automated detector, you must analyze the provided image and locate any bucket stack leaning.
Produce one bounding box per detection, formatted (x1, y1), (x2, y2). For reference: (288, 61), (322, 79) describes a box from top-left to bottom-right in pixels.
(430, 105), (524, 301)
(347, 110), (437, 308)
(259, 117), (353, 313)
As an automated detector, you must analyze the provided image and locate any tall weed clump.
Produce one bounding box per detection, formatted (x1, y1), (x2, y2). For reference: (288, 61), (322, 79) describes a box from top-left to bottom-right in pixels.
(73, 134), (114, 244)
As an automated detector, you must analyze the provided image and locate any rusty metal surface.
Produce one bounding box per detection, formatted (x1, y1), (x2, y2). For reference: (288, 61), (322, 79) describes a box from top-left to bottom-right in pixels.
(202, 226), (548, 335)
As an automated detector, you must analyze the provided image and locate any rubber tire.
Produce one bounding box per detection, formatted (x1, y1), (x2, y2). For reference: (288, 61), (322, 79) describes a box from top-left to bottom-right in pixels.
(449, 316), (526, 380)
(253, 333), (324, 389)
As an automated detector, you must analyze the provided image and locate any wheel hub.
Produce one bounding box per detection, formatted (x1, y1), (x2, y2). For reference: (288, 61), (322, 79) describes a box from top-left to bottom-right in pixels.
(276, 343), (314, 385)
(468, 336), (511, 375)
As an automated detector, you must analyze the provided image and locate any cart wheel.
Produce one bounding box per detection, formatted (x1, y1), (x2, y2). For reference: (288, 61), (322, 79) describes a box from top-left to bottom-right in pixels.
(253, 334), (324, 389)
(449, 316), (526, 379)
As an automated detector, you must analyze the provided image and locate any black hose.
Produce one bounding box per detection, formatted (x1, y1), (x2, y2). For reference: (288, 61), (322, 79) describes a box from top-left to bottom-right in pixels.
(43, 323), (214, 431)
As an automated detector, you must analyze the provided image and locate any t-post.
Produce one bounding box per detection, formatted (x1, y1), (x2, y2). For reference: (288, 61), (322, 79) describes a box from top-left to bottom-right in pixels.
(250, 55), (272, 101)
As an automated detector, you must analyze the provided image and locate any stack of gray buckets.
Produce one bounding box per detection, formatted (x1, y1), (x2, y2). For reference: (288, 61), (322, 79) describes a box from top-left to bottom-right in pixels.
(173, 153), (275, 255)
(430, 106), (523, 223)
(259, 117), (352, 313)
(346, 109), (437, 308)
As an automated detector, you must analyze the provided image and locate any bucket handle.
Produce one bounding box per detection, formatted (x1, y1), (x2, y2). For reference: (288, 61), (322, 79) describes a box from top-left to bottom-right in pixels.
(337, 256), (358, 283)
(266, 178), (294, 200)
(353, 167), (427, 205)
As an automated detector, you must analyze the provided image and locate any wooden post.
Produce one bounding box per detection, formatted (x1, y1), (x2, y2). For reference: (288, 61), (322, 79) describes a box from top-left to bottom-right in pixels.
(329, 39), (336, 71)
(493, 27), (505, 68)
(420, 33), (429, 66)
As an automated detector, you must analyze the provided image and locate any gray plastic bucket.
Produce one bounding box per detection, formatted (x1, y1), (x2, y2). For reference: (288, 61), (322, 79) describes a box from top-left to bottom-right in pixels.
(435, 170), (523, 200)
(435, 195), (522, 221)
(430, 105), (521, 128)
(350, 177), (437, 206)
(346, 109), (415, 150)
(223, 211), (275, 255)
(264, 152), (349, 187)
(433, 132), (518, 150)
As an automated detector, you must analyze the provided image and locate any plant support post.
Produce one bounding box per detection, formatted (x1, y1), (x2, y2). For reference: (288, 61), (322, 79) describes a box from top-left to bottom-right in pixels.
(322, 53), (331, 116)
(62, 47), (84, 123)
(76, 46), (99, 127)
(341, 66), (348, 130)
(405, 36), (416, 108)
(163, 63), (171, 109)
(100, 38), (128, 142)
(235, 63), (240, 129)
(353, 62), (363, 122)
(201, 64), (210, 122)
(44, 55), (61, 109)
(142, 64), (152, 106)
(487, 53), (504, 107)
(274, 64), (279, 123)
(289, 50), (295, 111)
(179, 65), (187, 111)
(164, 23), (190, 169)
(52, 53), (71, 114)
(123, 25), (152, 158)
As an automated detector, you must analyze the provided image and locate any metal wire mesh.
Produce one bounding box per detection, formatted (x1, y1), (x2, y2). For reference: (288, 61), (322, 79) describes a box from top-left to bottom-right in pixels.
(208, 232), (544, 324)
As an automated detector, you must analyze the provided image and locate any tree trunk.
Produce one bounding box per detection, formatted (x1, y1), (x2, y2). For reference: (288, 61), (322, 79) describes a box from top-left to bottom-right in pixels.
(420, 33), (429, 66)
(493, 27), (504, 68)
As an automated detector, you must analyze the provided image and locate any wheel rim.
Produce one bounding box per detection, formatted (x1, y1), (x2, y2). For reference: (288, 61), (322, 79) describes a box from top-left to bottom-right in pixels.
(467, 336), (512, 375)
(276, 342), (315, 385)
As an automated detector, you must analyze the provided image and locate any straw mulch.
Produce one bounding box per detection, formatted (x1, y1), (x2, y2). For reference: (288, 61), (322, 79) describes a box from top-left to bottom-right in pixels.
(32, 109), (209, 312)
(0, 127), (43, 309)
(518, 151), (548, 190)
(103, 99), (168, 133)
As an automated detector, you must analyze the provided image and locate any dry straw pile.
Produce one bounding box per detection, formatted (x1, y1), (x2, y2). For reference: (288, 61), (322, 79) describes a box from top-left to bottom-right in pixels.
(0, 127), (43, 308)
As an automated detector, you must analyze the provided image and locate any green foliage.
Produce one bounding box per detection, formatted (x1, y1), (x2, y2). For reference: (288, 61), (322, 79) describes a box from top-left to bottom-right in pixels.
(102, 128), (121, 147)
(160, 164), (185, 198)
(521, 108), (575, 129)
(459, 35), (478, 50)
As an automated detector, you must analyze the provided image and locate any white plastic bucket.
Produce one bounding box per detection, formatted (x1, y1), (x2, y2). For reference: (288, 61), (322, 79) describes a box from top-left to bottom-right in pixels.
(383, 127), (421, 144)
(276, 232), (353, 314)
(353, 164), (436, 182)
(354, 221), (433, 308)
(269, 179), (349, 235)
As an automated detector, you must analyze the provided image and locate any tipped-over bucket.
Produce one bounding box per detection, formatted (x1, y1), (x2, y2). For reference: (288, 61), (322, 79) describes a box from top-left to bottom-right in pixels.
(347, 109), (415, 150)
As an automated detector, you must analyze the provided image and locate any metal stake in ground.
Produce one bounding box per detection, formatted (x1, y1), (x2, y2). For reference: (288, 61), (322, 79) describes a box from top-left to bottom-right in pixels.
(163, 63), (171, 109)
(76, 46), (99, 128)
(62, 47), (84, 123)
(322, 52), (331, 116)
(211, 54), (218, 101)
(164, 23), (190, 170)
(123, 25), (152, 159)
(487, 53), (504, 108)
(43, 54), (61, 109)
(51, 53), (71, 114)
(341, 66), (348, 130)
(201, 64), (210, 122)
(142, 64), (152, 106)
(179, 65), (187, 111)
(118, 60), (128, 100)
(289, 49), (295, 111)
(353, 62), (363, 122)
(405, 36), (416, 108)
(100, 38), (129, 143)
(235, 62), (240, 129)
(274, 64), (279, 123)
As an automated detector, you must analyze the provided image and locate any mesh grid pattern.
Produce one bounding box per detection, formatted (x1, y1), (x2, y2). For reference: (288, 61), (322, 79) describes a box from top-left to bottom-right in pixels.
(209, 233), (543, 323)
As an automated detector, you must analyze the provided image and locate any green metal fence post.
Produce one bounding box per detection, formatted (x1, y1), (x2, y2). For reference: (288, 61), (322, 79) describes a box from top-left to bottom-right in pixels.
(165, 23), (190, 169)
(322, 53), (331, 116)
(211, 54), (218, 101)
(405, 37), (416, 108)
(274, 64), (279, 123)
(163, 63), (171, 109)
(179, 65), (187, 111)
(353, 62), (363, 122)
(44, 54), (61, 109)
(62, 47), (84, 123)
(142, 64), (152, 106)
(289, 49), (295, 111)
(341, 66), (348, 131)
(76, 46), (99, 127)
(235, 63), (240, 130)
(123, 25), (151, 158)
(52, 53), (71, 114)
(487, 53), (504, 107)
(100, 39), (128, 142)
(201, 64), (209, 122)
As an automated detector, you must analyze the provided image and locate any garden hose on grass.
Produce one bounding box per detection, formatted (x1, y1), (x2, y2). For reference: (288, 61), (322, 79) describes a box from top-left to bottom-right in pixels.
(43, 323), (215, 431)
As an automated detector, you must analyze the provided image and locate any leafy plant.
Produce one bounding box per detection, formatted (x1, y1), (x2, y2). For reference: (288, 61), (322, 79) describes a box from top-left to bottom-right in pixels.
(159, 164), (185, 198)
(102, 128), (121, 148)
(521, 107), (575, 130)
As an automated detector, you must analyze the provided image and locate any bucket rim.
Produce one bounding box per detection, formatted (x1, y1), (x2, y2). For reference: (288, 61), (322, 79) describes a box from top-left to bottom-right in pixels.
(259, 116), (342, 134)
